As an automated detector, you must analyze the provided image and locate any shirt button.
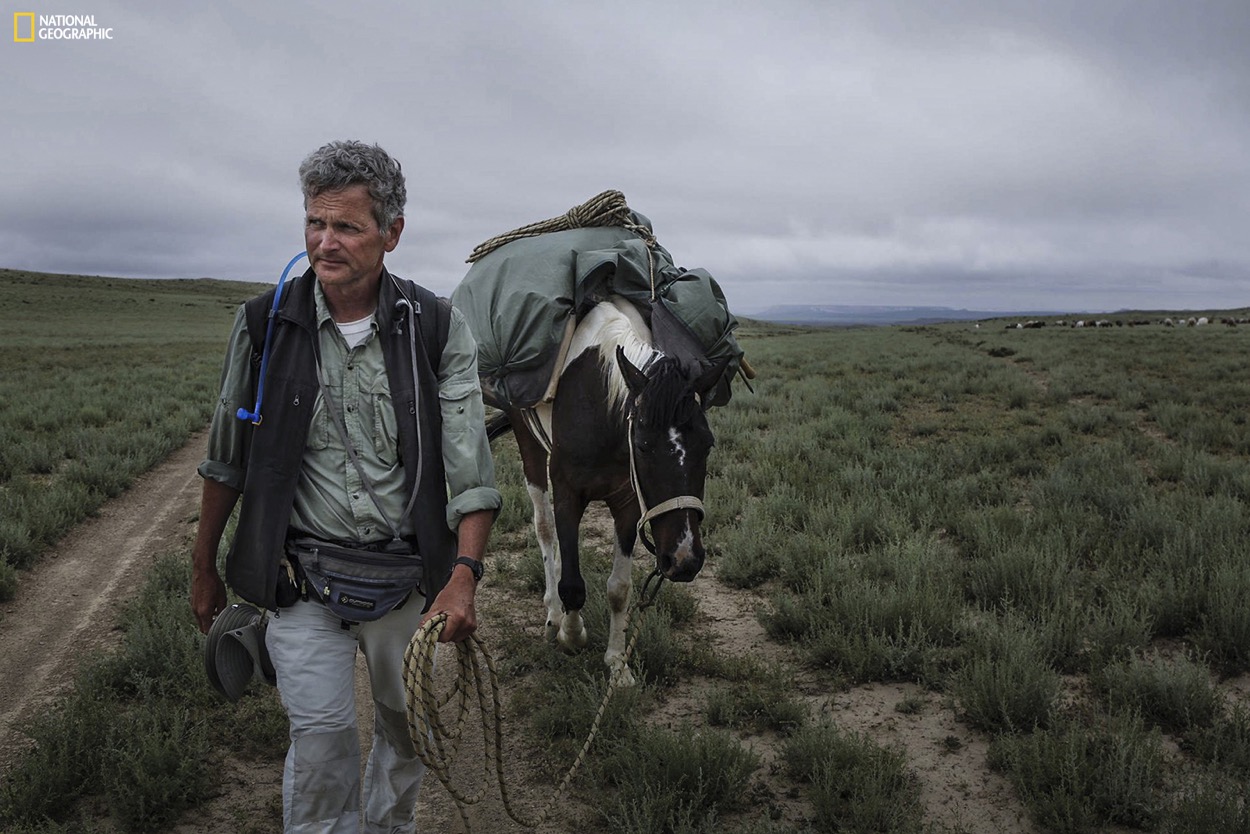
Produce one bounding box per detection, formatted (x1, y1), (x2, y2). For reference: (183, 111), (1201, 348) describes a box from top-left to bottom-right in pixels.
(346, 405), (355, 413)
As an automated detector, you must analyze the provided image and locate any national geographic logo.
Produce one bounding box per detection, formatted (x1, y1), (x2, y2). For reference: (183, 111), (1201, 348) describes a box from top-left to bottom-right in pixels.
(13, 12), (114, 42)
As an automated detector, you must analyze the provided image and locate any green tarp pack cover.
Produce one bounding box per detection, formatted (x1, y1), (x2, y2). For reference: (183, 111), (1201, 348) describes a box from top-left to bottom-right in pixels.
(452, 211), (743, 410)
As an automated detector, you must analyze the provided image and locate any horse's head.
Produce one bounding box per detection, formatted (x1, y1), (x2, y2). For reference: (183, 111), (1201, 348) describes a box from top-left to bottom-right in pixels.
(616, 347), (729, 582)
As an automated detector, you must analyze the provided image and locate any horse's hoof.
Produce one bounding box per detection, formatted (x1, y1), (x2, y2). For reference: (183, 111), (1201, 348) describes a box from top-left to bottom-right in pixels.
(544, 621), (559, 643)
(558, 625), (589, 653)
(609, 661), (636, 688)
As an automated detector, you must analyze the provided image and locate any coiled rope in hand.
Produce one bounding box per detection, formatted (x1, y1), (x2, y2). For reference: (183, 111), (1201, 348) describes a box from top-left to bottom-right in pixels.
(465, 189), (656, 264)
(403, 576), (663, 833)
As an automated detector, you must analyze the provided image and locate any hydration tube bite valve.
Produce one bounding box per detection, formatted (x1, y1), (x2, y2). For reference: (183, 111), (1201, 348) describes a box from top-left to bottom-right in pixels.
(236, 251), (308, 426)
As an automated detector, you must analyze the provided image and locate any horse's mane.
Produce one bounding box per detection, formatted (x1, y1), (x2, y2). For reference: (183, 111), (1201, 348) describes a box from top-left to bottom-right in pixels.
(563, 298), (659, 418)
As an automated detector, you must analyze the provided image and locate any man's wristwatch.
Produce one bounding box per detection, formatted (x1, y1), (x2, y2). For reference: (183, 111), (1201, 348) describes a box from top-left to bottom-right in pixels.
(453, 556), (484, 582)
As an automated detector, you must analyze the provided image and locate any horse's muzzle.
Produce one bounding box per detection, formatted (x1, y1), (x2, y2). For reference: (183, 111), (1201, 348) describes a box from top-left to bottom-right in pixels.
(664, 551), (705, 582)
(658, 510), (705, 582)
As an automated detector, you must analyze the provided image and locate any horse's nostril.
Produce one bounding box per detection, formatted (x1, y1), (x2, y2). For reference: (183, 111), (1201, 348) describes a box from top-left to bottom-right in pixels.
(664, 550), (705, 582)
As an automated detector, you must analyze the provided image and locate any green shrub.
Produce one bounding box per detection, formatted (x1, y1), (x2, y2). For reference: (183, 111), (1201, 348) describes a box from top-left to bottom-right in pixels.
(521, 672), (640, 758)
(953, 618), (1060, 733)
(1084, 588), (1154, 667)
(597, 723), (759, 834)
(988, 712), (1164, 832)
(1161, 772), (1250, 833)
(963, 529), (1076, 616)
(0, 690), (113, 824)
(713, 514), (785, 589)
(101, 701), (213, 832)
(705, 681), (807, 734)
(783, 721), (923, 834)
(762, 535), (963, 684)
(1195, 559), (1250, 674)
(0, 557), (17, 601)
(631, 603), (687, 688)
(1094, 650), (1222, 733)
(1185, 702), (1250, 778)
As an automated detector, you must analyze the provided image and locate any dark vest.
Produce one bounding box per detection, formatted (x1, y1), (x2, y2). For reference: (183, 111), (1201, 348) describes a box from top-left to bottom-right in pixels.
(226, 267), (455, 612)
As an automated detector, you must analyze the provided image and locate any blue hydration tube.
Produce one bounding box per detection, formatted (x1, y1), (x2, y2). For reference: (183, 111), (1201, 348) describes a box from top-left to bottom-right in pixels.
(236, 251), (308, 425)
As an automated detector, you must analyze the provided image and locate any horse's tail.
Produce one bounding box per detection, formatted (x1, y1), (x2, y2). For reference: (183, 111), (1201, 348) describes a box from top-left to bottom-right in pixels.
(485, 412), (513, 442)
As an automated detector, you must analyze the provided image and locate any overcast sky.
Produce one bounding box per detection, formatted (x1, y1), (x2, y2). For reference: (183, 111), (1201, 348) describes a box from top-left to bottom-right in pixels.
(3, 0), (1248, 314)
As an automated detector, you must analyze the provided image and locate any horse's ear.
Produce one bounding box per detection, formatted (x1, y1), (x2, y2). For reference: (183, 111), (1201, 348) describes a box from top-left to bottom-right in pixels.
(616, 346), (648, 394)
(693, 356), (732, 403)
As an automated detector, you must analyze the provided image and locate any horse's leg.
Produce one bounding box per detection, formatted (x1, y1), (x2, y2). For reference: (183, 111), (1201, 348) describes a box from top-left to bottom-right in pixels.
(511, 413), (562, 642)
(604, 485), (641, 685)
(552, 483), (590, 653)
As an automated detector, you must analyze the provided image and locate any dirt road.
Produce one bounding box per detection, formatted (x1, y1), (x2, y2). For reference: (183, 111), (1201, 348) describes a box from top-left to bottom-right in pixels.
(0, 431), (206, 771)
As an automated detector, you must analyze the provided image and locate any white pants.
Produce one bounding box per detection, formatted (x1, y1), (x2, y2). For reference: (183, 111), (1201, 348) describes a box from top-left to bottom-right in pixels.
(265, 595), (428, 834)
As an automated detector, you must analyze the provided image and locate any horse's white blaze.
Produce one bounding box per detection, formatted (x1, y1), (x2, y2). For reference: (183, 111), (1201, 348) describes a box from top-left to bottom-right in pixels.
(668, 427), (687, 467)
(674, 517), (697, 560)
(604, 540), (635, 686)
(527, 481), (563, 640)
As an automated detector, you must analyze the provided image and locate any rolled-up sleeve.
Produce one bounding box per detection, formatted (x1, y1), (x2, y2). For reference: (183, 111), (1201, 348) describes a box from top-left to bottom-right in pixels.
(439, 304), (502, 530)
(197, 305), (252, 492)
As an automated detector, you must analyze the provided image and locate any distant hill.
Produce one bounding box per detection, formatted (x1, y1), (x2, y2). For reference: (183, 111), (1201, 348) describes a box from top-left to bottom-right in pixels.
(748, 304), (1064, 326)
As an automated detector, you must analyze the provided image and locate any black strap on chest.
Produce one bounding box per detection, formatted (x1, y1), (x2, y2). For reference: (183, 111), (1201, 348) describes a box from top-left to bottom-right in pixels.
(243, 274), (451, 374)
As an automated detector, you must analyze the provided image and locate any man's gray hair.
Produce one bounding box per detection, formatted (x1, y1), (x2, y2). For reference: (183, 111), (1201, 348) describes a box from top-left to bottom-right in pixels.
(299, 140), (407, 233)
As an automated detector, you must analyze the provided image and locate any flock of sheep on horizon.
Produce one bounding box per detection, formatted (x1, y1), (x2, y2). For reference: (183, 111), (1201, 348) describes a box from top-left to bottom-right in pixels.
(996, 316), (1248, 330)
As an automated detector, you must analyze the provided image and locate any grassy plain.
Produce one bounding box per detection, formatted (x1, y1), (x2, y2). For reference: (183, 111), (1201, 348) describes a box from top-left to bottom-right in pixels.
(2, 270), (1249, 833)
(707, 317), (1250, 832)
(0, 268), (267, 597)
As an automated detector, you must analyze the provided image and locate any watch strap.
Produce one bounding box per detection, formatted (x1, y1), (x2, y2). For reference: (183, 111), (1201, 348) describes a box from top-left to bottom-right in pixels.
(452, 556), (484, 581)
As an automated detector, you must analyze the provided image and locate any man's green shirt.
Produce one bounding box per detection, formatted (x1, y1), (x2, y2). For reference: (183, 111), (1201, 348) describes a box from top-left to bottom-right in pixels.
(199, 282), (501, 542)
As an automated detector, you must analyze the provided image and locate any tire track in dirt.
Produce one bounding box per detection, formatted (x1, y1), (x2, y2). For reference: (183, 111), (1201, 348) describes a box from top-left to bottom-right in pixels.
(0, 431), (206, 772)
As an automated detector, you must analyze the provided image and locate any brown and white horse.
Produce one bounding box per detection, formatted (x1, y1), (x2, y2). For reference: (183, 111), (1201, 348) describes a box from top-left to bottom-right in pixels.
(486, 298), (726, 684)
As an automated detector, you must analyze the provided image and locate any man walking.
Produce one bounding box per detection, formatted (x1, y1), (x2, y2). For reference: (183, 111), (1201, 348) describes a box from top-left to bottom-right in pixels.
(191, 139), (500, 833)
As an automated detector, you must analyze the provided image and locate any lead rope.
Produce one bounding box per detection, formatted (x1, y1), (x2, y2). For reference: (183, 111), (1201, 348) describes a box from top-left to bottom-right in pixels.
(403, 574), (665, 833)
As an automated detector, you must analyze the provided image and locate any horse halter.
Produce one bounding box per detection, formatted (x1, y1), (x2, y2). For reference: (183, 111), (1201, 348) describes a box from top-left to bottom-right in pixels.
(626, 415), (705, 556)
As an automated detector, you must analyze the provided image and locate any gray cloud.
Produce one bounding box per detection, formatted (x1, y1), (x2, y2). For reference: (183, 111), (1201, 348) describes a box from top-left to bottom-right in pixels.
(2, 0), (1247, 314)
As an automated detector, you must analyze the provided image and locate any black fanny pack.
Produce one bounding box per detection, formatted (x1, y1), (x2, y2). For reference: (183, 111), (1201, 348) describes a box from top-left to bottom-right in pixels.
(287, 537), (423, 623)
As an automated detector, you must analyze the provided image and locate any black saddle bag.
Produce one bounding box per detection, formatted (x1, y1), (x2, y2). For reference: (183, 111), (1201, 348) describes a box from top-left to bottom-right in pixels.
(287, 537), (423, 623)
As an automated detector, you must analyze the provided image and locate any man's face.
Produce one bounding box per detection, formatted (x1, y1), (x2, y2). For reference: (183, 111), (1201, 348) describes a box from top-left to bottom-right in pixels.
(304, 184), (403, 291)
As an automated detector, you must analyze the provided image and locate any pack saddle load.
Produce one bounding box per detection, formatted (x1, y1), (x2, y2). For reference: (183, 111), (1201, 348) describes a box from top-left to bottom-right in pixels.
(451, 189), (754, 411)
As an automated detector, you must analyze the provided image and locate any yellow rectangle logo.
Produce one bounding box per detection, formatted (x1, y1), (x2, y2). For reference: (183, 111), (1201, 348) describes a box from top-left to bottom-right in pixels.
(14, 12), (35, 42)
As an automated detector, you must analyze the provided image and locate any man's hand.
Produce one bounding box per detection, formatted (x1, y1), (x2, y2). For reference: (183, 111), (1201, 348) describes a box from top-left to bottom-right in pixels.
(423, 509), (492, 642)
(421, 565), (478, 643)
(190, 479), (240, 634)
(192, 563), (228, 634)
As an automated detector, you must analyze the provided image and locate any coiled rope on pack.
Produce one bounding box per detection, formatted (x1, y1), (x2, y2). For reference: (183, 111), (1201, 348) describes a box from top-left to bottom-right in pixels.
(402, 574), (665, 833)
(465, 189), (657, 273)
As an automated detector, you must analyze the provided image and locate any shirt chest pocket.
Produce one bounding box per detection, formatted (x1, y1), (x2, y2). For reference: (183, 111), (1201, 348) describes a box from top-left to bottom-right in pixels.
(365, 367), (401, 467)
(373, 389), (400, 466)
(304, 368), (399, 463)
(307, 394), (333, 451)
